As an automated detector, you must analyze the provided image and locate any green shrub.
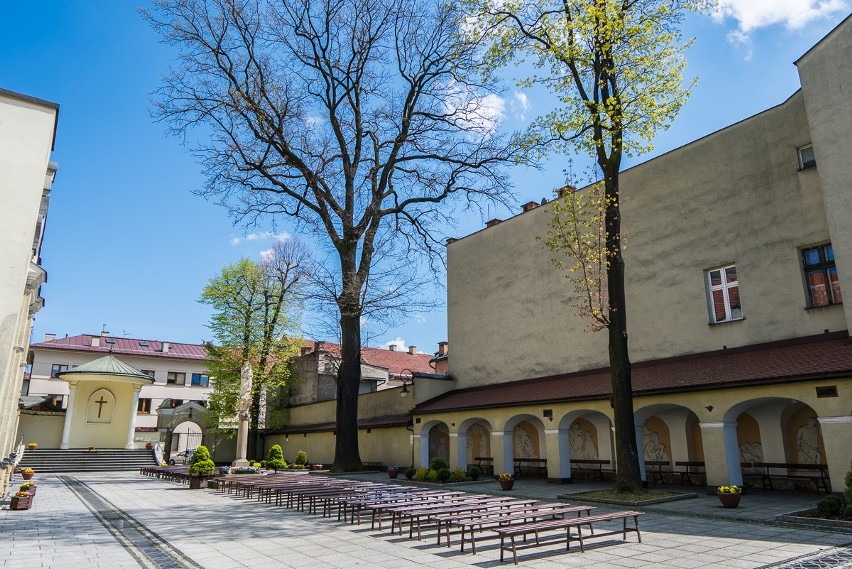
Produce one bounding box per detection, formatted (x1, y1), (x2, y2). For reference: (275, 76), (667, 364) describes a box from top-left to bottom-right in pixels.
(450, 468), (466, 482)
(428, 468), (438, 482)
(467, 466), (481, 481)
(436, 468), (452, 483)
(191, 446), (211, 463)
(295, 450), (309, 466)
(190, 446), (215, 475)
(844, 505), (852, 520)
(816, 495), (844, 518)
(844, 460), (852, 505)
(415, 467), (429, 482)
(429, 457), (449, 471)
(268, 444), (285, 461)
(404, 467), (416, 480)
(267, 459), (287, 471)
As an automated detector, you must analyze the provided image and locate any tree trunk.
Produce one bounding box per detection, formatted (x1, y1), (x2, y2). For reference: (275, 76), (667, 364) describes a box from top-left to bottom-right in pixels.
(333, 309), (364, 471)
(604, 170), (642, 493)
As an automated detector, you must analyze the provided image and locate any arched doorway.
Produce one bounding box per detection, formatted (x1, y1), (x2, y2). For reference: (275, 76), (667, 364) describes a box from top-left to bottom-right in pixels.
(457, 417), (492, 471)
(172, 420), (203, 452)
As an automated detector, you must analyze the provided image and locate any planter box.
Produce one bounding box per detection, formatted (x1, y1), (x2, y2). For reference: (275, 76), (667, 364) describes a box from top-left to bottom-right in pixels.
(10, 496), (33, 510)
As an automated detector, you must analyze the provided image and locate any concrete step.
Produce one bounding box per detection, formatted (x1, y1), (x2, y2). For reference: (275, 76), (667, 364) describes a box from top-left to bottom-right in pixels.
(19, 449), (158, 473)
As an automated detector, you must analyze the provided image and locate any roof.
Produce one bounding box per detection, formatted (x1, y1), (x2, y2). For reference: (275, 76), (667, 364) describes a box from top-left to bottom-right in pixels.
(414, 332), (852, 414)
(301, 341), (435, 377)
(31, 334), (207, 361)
(57, 354), (154, 382)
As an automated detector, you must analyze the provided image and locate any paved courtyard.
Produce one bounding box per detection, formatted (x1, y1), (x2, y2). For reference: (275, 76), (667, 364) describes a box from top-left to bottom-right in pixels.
(1, 472), (850, 569)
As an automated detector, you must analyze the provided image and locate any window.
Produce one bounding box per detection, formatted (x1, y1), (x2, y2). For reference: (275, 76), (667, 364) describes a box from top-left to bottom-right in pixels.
(137, 398), (152, 414)
(141, 369), (156, 379)
(50, 364), (68, 378)
(191, 373), (210, 387)
(167, 371), (186, 385)
(707, 265), (743, 323)
(797, 144), (816, 170)
(168, 399), (184, 408)
(803, 244), (842, 307)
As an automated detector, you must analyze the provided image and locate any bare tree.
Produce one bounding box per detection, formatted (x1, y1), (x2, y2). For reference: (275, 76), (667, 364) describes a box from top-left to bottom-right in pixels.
(145, 0), (521, 470)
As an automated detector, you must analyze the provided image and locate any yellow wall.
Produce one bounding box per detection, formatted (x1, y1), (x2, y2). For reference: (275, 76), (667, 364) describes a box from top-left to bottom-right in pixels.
(265, 425), (413, 467)
(67, 381), (137, 449)
(17, 414), (63, 448)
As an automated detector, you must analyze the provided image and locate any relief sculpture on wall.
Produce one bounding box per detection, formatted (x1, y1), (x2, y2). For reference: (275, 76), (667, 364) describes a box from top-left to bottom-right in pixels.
(513, 422), (538, 458)
(466, 423), (490, 463)
(569, 422), (598, 460)
(796, 418), (821, 464)
(642, 424), (670, 462)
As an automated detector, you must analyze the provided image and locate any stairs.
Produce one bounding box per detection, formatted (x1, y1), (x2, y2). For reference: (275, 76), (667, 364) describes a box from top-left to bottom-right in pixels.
(18, 449), (158, 473)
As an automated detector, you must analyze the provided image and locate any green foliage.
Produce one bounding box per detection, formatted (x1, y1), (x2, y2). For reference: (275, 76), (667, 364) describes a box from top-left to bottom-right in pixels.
(415, 467), (429, 482)
(429, 457), (449, 471)
(467, 466), (481, 481)
(252, 461), (262, 467)
(404, 467), (416, 480)
(428, 469), (439, 482)
(295, 450), (309, 466)
(268, 444), (284, 461)
(190, 447), (215, 475)
(816, 495), (844, 518)
(191, 446), (211, 463)
(436, 468), (452, 483)
(844, 460), (852, 505)
(451, 468), (467, 482)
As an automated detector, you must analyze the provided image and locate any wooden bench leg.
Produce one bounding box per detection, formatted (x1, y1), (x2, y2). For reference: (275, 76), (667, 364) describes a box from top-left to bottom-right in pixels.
(635, 515), (642, 543)
(511, 536), (518, 565)
(499, 535), (505, 562)
(577, 526), (585, 553)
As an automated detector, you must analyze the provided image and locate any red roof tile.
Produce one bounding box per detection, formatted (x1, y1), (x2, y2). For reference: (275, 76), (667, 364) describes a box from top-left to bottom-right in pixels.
(414, 333), (852, 414)
(30, 334), (208, 361)
(301, 341), (435, 377)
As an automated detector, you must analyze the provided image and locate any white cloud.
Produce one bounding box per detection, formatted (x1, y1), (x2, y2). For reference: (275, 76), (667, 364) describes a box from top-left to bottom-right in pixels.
(230, 231), (291, 245)
(259, 248), (275, 262)
(413, 314), (427, 323)
(726, 29), (753, 61)
(713, 0), (848, 33)
(382, 337), (407, 351)
(512, 91), (531, 121)
(444, 81), (506, 136)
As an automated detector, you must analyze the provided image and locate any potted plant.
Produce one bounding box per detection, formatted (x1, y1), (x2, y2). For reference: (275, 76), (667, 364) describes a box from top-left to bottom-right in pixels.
(87, 445), (97, 452)
(10, 491), (32, 510)
(20, 482), (36, 497)
(188, 445), (216, 489)
(717, 485), (742, 508)
(27, 442), (38, 451)
(145, 442), (154, 451)
(387, 466), (400, 479)
(311, 463), (323, 471)
(498, 473), (515, 490)
(21, 467), (34, 481)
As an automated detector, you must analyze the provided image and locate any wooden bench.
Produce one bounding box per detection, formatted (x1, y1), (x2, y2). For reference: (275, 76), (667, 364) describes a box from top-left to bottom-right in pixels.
(493, 510), (644, 564)
(570, 459), (612, 481)
(475, 456), (494, 476)
(674, 461), (705, 486)
(752, 462), (831, 493)
(514, 458), (547, 478)
(644, 460), (670, 485)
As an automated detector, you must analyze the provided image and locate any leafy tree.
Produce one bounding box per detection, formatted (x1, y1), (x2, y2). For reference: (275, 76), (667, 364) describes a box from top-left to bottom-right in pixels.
(465, 0), (706, 491)
(201, 240), (307, 459)
(145, 0), (522, 471)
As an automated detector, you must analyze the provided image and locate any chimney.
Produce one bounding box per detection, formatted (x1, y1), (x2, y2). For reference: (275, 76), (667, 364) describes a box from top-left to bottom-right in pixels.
(388, 344), (397, 351)
(44, 333), (56, 342)
(556, 185), (576, 198)
(408, 345), (416, 355)
(485, 218), (502, 228)
(314, 341), (325, 352)
(438, 341), (448, 356)
(91, 337), (100, 347)
(521, 201), (538, 213)
(162, 342), (170, 353)
(301, 346), (312, 356)
(101, 330), (110, 337)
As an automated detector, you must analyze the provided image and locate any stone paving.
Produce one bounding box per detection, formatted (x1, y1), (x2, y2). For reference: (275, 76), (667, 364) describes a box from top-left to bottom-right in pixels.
(1, 471), (850, 569)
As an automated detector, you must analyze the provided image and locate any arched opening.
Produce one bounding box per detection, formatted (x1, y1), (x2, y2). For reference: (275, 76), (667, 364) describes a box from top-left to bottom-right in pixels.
(501, 414), (546, 475)
(416, 420), (450, 468)
(457, 417), (492, 471)
(634, 403), (702, 484)
(556, 410), (613, 481)
(172, 420), (202, 453)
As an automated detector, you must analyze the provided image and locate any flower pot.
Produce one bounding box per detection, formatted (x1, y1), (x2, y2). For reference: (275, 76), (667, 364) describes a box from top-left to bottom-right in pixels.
(145, 443), (154, 451)
(717, 492), (741, 508)
(311, 464), (323, 471)
(189, 476), (204, 490)
(387, 469), (400, 479)
(22, 472), (34, 481)
(27, 444), (37, 451)
(499, 479), (515, 491)
(10, 496), (32, 510)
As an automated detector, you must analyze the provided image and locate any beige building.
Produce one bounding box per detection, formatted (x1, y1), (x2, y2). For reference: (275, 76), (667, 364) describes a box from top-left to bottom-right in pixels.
(22, 333), (212, 449)
(267, 19), (852, 491)
(0, 88), (59, 493)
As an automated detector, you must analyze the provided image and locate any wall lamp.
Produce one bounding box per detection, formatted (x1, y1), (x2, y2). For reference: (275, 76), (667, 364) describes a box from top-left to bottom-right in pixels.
(399, 368), (414, 398)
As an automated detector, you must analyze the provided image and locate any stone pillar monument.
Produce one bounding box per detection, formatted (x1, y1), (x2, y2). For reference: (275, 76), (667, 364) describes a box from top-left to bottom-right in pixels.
(232, 360), (253, 467)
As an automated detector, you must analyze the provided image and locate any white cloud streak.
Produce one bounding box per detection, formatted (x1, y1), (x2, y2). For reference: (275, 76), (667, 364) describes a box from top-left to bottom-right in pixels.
(230, 231), (292, 245)
(714, 0), (848, 33)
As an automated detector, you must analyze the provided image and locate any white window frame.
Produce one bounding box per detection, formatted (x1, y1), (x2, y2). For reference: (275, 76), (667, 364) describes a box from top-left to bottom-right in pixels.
(707, 264), (743, 324)
(797, 144), (816, 170)
(167, 371), (186, 385)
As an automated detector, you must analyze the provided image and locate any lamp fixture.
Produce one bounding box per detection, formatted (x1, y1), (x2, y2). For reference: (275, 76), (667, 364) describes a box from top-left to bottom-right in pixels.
(400, 382), (410, 398)
(705, 405), (713, 412)
(399, 368), (414, 398)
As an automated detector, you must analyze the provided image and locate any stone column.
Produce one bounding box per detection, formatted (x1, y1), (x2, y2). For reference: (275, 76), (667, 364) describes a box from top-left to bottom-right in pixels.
(232, 416), (250, 467)
(817, 415), (852, 493)
(700, 421), (742, 488)
(449, 432), (461, 470)
(126, 386), (141, 449)
(492, 431), (509, 476)
(544, 429), (563, 482)
(60, 381), (78, 449)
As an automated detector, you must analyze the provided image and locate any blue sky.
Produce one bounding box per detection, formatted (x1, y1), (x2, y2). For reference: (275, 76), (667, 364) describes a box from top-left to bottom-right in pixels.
(1, 2), (848, 354)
